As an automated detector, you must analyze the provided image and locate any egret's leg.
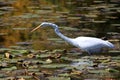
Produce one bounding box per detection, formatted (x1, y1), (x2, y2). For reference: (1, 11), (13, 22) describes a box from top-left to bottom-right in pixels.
(88, 52), (92, 55)
(86, 50), (92, 55)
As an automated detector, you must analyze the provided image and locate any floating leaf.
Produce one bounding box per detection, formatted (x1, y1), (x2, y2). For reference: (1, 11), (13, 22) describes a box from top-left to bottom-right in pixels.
(0, 33), (7, 36)
(0, 6), (14, 11)
(61, 57), (73, 61)
(111, 24), (120, 27)
(0, 48), (11, 52)
(9, 59), (23, 64)
(88, 69), (108, 74)
(10, 50), (28, 54)
(73, 63), (90, 70)
(58, 73), (70, 77)
(12, 28), (28, 30)
(47, 38), (62, 41)
(60, 27), (79, 31)
(70, 70), (82, 76)
(36, 54), (51, 58)
(18, 13), (40, 19)
(92, 20), (106, 23)
(106, 68), (119, 73)
(68, 17), (80, 20)
(112, 56), (120, 60)
(27, 69), (39, 72)
(36, 10), (52, 14)
(9, 46), (23, 49)
(16, 76), (32, 79)
(48, 76), (70, 80)
(31, 59), (51, 64)
(41, 64), (69, 69)
(1, 66), (17, 71)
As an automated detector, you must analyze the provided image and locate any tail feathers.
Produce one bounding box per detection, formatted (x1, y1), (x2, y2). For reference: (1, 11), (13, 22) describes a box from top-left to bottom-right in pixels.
(105, 41), (114, 48)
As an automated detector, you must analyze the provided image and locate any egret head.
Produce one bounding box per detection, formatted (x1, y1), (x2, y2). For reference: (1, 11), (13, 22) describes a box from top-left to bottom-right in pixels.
(31, 22), (58, 32)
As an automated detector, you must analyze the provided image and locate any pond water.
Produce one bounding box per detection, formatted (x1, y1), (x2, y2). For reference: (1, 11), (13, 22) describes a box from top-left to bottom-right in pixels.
(0, 0), (120, 80)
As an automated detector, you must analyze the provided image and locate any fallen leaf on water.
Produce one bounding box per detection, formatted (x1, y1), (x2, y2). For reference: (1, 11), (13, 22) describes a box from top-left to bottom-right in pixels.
(70, 70), (83, 76)
(4, 52), (13, 59)
(46, 58), (53, 63)
(27, 53), (35, 58)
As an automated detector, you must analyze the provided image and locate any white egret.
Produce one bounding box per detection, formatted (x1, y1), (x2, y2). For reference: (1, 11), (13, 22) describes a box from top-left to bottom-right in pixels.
(31, 22), (114, 54)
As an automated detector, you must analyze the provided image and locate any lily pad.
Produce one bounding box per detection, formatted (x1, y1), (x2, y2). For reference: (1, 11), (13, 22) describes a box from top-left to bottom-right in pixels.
(106, 68), (119, 73)
(73, 63), (91, 70)
(12, 28), (28, 30)
(18, 13), (40, 19)
(112, 56), (120, 60)
(41, 64), (70, 69)
(9, 46), (23, 49)
(48, 76), (70, 80)
(10, 50), (28, 54)
(60, 27), (79, 31)
(58, 73), (70, 77)
(51, 49), (65, 53)
(88, 69), (108, 74)
(1, 66), (17, 71)
(0, 74), (7, 78)
(111, 24), (120, 27)
(47, 38), (62, 41)
(92, 20), (106, 23)
(16, 76), (32, 79)
(61, 57), (73, 62)
(36, 10), (52, 14)
(9, 59), (21, 64)
(0, 48), (11, 52)
(27, 69), (40, 72)
(31, 59), (52, 64)
(36, 54), (51, 58)
(0, 33), (7, 36)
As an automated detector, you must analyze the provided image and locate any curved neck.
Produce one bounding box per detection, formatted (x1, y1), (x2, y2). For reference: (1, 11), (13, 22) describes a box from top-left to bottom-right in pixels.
(54, 28), (72, 43)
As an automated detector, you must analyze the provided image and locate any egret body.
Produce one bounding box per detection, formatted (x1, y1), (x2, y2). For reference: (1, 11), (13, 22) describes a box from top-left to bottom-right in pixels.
(31, 22), (114, 54)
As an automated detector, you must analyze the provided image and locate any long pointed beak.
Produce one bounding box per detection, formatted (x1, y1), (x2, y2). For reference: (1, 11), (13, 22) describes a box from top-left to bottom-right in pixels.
(31, 25), (41, 32)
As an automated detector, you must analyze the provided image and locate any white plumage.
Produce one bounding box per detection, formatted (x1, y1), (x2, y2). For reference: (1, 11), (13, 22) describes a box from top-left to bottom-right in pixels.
(31, 22), (114, 54)
(71, 37), (114, 53)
